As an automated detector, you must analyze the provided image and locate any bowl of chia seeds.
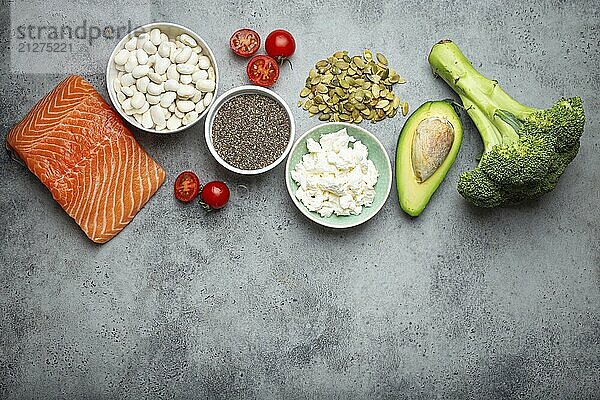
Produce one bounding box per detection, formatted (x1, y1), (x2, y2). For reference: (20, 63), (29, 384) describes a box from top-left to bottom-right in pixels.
(204, 85), (295, 175)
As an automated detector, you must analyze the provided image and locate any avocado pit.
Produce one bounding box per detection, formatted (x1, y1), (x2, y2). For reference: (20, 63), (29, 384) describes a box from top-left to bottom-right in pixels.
(411, 116), (455, 182)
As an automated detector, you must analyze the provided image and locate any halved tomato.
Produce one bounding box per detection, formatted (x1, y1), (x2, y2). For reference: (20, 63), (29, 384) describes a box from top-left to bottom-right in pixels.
(174, 171), (200, 203)
(246, 55), (280, 87)
(230, 29), (261, 57)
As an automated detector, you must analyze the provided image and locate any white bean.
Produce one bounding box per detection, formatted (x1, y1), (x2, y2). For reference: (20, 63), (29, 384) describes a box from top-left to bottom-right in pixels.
(133, 113), (143, 124)
(146, 94), (161, 105)
(124, 107), (136, 116)
(166, 64), (179, 81)
(175, 46), (192, 64)
(135, 102), (150, 115)
(179, 34), (197, 47)
(176, 100), (195, 113)
(124, 54), (138, 72)
(120, 73), (135, 86)
(115, 64), (126, 72)
(174, 108), (185, 118)
(166, 115), (182, 130)
(121, 98), (133, 110)
(150, 105), (166, 126)
(186, 52), (199, 67)
(147, 82), (164, 95)
(192, 70), (208, 83)
(150, 28), (161, 46)
(154, 57), (171, 75)
(136, 48), (149, 65)
(180, 74), (192, 85)
(176, 64), (194, 75)
(177, 85), (195, 99)
(163, 108), (172, 119)
(114, 49), (130, 65)
(192, 46), (202, 54)
(170, 47), (182, 63)
(132, 65), (149, 79)
(203, 92), (214, 106)
(148, 72), (164, 84)
(160, 33), (169, 43)
(121, 86), (134, 97)
(131, 92), (146, 109)
(195, 101), (206, 114)
(117, 91), (126, 103)
(141, 110), (153, 129)
(175, 40), (184, 49)
(143, 40), (157, 55)
(191, 89), (203, 103)
(160, 92), (177, 108)
(113, 78), (121, 91)
(197, 56), (211, 69)
(164, 79), (180, 92)
(125, 37), (137, 51)
(136, 33), (149, 49)
(168, 103), (176, 112)
(147, 54), (157, 67)
(208, 67), (215, 81)
(136, 76), (150, 93)
(195, 79), (215, 92)
(157, 42), (171, 58)
(182, 111), (199, 126)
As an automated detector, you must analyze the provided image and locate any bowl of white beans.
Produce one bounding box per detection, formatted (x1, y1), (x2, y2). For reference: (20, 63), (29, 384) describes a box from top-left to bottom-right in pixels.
(106, 22), (218, 133)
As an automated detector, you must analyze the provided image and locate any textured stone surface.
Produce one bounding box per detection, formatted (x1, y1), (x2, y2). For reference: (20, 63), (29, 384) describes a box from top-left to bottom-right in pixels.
(1, 0), (599, 398)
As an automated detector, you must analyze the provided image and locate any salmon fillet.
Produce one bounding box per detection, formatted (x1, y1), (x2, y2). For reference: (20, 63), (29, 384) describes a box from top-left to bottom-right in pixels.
(6, 75), (166, 243)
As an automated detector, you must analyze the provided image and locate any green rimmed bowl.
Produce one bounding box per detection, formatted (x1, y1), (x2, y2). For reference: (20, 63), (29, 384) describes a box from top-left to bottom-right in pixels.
(285, 122), (392, 229)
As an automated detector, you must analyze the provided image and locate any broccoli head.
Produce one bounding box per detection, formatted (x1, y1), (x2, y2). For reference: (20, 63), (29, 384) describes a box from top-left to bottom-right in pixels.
(428, 40), (585, 207)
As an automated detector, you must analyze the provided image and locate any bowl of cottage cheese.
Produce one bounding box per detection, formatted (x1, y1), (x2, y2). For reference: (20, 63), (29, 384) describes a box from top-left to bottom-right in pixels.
(285, 122), (392, 228)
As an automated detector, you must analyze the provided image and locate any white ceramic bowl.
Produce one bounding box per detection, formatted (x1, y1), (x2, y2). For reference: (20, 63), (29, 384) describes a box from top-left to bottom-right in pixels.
(106, 22), (218, 134)
(204, 85), (295, 175)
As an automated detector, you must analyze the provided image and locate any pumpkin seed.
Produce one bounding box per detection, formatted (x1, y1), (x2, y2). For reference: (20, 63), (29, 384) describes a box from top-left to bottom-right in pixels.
(363, 49), (373, 61)
(376, 53), (388, 65)
(300, 87), (311, 97)
(319, 113), (330, 121)
(401, 101), (409, 116)
(376, 99), (390, 109)
(309, 105), (320, 114)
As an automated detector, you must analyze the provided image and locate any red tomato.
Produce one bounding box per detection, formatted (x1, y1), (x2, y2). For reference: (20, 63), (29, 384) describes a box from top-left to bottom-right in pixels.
(265, 29), (296, 62)
(201, 181), (230, 210)
(230, 29), (261, 57)
(246, 55), (280, 87)
(174, 171), (200, 203)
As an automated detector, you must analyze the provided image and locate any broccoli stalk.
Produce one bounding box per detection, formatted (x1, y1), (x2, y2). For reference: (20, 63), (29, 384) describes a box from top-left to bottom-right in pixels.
(428, 40), (585, 207)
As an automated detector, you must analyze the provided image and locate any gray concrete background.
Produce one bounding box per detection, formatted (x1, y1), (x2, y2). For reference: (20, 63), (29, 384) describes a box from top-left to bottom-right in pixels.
(1, 0), (599, 398)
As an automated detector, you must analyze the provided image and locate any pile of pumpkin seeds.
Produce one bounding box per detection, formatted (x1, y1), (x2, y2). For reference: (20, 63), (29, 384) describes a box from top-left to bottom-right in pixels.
(299, 50), (408, 123)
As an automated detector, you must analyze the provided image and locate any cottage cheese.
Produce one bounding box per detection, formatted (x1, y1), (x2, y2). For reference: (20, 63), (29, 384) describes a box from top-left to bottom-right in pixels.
(291, 128), (379, 217)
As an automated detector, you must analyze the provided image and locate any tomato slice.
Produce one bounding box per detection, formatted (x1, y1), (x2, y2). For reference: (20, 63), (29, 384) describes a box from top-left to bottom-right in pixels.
(246, 55), (280, 87)
(230, 29), (260, 57)
(174, 171), (200, 203)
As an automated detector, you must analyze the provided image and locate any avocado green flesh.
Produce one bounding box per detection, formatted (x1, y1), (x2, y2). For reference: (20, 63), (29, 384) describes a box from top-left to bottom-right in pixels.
(396, 101), (463, 216)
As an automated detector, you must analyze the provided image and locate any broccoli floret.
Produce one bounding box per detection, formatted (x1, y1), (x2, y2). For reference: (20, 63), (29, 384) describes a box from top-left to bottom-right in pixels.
(428, 40), (585, 207)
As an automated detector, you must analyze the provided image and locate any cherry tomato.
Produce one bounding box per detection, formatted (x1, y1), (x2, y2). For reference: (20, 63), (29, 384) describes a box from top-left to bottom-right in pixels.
(230, 29), (261, 58)
(174, 171), (200, 203)
(265, 29), (296, 63)
(246, 55), (280, 87)
(201, 181), (230, 210)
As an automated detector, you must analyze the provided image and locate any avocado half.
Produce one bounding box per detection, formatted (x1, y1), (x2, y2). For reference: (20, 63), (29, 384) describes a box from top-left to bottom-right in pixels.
(396, 100), (463, 216)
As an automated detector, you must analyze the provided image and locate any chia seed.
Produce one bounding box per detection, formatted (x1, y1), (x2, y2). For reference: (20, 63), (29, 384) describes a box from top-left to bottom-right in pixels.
(211, 93), (291, 170)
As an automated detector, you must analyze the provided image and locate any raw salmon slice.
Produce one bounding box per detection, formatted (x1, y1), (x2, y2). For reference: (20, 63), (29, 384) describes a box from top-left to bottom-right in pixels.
(6, 75), (166, 243)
